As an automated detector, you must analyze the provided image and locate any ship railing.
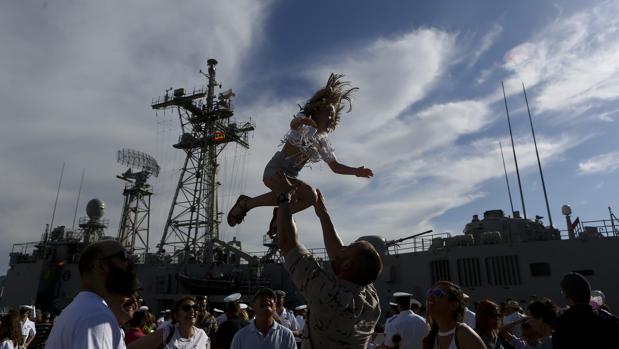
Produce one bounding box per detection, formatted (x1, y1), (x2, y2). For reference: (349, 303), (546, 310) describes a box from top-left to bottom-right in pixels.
(387, 232), (452, 255)
(10, 242), (39, 255)
(151, 86), (208, 106)
(558, 218), (619, 240)
(247, 247), (330, 261)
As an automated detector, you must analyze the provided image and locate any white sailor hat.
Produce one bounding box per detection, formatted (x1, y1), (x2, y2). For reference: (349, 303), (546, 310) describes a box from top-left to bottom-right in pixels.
(19, 305), (34, 312)
(295, 305), (307, 311)
(240, 303), (248, 310)
(214, 308), (224, 314)
(393, 292), (413, 299)
(224, 293), (242, 303)
(389, 302), (398, 307)
(139, 306), (149, 311)
(410, 299), (422, 308)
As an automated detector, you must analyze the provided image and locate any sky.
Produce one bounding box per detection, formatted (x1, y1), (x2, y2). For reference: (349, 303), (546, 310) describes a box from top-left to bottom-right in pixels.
(2, 0), (619, 274)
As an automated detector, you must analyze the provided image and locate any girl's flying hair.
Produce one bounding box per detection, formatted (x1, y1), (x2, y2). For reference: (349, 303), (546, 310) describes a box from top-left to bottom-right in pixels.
(302, 73), (358, 131)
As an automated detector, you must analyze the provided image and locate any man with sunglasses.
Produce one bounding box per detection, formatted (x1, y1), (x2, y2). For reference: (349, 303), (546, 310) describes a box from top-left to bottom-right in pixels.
(267, 171), (383, 348)
(45, 240), (138, 349)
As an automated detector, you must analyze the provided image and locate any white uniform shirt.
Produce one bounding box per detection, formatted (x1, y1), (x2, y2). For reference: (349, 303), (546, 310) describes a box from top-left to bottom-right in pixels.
(464, 307), (476, 329)
(215, 314), (228, 326)
(45, 291), (126, 349)
(503, 312), (525, 337)
(276, 308), (299, 332)
(230, 319), (296, 349)
(161, 325), (210, 349)
(383, 310), (428, 349)
(295, 315), (305, 331)
(22, 318), (36, 343)
(0, 340), (16, 349)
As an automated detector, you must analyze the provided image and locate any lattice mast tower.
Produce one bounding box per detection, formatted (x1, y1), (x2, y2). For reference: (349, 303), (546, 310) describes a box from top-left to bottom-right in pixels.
(116, 149), (160, 258)
(152, 58), (254, 262)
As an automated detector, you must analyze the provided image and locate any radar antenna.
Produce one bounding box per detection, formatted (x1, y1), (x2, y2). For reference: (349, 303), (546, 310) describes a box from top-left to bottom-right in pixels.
(116, 148), (160, 259)
(152, 58), (255, 263)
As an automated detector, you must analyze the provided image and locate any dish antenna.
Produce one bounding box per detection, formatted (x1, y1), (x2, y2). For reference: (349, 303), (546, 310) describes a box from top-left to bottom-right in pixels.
(116, 148), (160, 259)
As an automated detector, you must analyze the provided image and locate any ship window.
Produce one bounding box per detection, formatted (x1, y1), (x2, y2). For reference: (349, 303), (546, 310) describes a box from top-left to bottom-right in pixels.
(530, 263), (551, 277)
(485, 255), (522, 286)
(430, 260), (451, 284)
(457, 258), (482, 287)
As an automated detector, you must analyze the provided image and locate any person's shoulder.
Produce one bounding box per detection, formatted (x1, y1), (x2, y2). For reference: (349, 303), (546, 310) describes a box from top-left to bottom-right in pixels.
(456, 322), (484, 344)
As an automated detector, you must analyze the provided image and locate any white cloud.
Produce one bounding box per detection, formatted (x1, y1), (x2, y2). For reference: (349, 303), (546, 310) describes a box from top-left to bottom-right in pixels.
(502, 1), (619, 115)
(578, 152), (619, 174)
(469, 24), (503, 68)
(0, 0), (273, 273)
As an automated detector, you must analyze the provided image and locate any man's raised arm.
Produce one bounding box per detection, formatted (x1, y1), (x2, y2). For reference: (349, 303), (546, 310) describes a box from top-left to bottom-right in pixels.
(313, 189), (343, 260)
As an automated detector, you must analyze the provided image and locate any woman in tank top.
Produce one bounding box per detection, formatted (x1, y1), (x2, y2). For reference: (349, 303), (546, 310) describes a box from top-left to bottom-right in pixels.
(422, 281), (486, 349)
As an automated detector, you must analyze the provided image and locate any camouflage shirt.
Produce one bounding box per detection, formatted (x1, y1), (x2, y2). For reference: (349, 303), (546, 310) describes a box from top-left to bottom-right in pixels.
(197, 311), (219, 339)
(284, 244), (381, 349)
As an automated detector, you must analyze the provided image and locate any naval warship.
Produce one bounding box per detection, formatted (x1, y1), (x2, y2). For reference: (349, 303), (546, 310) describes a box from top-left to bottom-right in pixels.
(1, 59), (618, 316)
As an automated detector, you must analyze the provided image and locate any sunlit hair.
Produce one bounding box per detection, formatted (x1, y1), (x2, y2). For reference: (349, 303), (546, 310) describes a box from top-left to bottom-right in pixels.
(302, 73), (358, 132)
(422, 281), (466, 349)
(475, 299), (501, 336)
(171, 295), (196, 324)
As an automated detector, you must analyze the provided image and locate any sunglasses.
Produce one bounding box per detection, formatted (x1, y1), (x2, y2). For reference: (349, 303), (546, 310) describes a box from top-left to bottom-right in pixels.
(426, 288), (449, 299)
(181, 304), (199, 312)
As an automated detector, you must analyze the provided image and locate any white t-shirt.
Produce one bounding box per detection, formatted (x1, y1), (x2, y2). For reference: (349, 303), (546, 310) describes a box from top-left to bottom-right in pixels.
(45, 291), (126, 349)
(22, 318), (36, 342)
(161, 325), (210, 349)
(0, 340), (15, 349)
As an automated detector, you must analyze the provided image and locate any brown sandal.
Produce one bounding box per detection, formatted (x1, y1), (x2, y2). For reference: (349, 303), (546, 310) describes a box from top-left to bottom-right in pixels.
(227, 195), (250, 227)
(267, 207), (278, 238)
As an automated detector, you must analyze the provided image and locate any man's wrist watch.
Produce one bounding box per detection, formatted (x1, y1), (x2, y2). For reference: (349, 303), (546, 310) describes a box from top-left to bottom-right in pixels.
(277, 193), (290, 204)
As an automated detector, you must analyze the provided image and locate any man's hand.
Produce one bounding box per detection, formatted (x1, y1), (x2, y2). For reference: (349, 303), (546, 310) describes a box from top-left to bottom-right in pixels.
(355, 166), (373, 178)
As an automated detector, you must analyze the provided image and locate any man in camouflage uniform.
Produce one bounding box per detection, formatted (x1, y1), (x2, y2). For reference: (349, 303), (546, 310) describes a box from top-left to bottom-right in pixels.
(266, 171), (383, 348)
(195, 295), (218, 339)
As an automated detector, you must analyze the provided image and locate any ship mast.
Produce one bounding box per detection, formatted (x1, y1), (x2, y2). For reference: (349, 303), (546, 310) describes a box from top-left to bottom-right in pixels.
(522, 83), (553, 227)
(502, 81), (527, 219)
(152, 58), (254, 263)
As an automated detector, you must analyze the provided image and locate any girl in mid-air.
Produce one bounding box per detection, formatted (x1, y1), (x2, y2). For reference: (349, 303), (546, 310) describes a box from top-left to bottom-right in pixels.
(227, 73), (373, 236)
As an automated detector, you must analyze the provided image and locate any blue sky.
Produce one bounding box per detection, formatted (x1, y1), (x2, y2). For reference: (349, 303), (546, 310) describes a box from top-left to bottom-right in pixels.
(1, 0), (619, 274)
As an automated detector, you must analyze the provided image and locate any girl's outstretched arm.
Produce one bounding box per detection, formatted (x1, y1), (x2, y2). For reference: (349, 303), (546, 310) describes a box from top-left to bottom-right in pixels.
(327, 160), (373, 178)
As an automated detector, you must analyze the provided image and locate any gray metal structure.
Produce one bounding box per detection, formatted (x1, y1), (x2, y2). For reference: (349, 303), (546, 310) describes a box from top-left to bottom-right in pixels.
(116, 149), (160, 259)
(152, 58), (255, 263)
